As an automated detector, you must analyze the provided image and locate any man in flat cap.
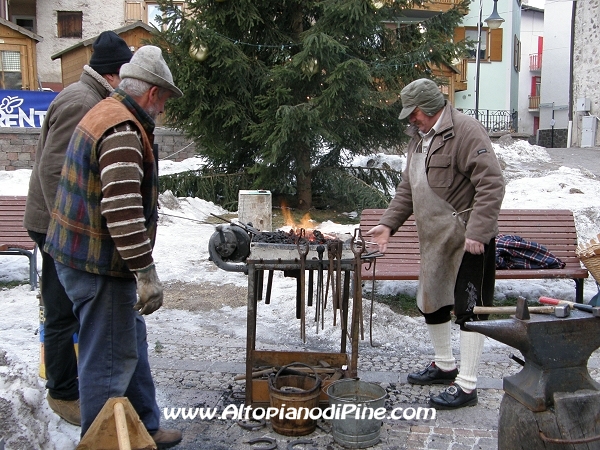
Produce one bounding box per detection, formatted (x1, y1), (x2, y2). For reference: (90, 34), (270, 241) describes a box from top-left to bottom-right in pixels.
(45, 45), (183, 447)
(368, 78), (505, 409)
(24, 30), (133, 426)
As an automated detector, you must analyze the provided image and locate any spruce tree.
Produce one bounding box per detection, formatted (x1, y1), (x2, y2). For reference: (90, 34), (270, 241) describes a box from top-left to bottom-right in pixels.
(155, 0), (468, 210)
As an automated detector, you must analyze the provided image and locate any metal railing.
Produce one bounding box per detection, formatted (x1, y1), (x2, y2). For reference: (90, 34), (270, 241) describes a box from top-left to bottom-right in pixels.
(529, 53), (542, 71)
(461, 109), (517, 132)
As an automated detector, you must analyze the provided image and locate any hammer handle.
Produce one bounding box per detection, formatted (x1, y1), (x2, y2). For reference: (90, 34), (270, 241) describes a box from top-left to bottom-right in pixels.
(539, 296), (593, 312)
(473, 306), (556, 315)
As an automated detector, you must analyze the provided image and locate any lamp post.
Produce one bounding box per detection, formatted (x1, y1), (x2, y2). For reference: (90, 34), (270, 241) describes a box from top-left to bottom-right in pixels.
(474, 0), (504, 121)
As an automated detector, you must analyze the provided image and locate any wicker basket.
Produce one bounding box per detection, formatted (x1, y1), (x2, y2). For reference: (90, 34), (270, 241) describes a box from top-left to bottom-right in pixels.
(576, 234), (600, 283)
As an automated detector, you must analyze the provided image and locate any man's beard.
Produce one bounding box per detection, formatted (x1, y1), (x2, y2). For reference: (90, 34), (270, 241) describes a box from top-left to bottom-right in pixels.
(146, 103), (160, 120)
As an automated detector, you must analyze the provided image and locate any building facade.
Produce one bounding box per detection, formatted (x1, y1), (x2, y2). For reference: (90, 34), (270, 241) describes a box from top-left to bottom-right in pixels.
(516, 3), (543, 137)
(454, 0), (522, 132)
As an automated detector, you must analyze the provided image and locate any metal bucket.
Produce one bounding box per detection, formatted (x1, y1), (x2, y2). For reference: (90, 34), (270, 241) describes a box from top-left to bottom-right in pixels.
(326, 379), (387, 448)
(268, 363), (321, 436)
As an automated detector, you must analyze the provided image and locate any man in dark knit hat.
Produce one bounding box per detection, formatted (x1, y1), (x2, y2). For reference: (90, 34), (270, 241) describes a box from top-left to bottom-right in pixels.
(24, 30), (133, 426)
(45, 45), (183, 448)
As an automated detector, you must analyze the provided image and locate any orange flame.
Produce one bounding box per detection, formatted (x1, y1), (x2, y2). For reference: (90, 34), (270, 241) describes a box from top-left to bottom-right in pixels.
(281, 203), (314, 231)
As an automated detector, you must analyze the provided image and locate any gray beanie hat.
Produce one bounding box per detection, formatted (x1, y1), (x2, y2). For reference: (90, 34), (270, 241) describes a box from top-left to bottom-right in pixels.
(399, 78), (445, 120)
(119, 45), (183, 98)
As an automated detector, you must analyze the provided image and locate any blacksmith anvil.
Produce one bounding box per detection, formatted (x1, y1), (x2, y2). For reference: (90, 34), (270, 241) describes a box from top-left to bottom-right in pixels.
(466, 301), (600, 412)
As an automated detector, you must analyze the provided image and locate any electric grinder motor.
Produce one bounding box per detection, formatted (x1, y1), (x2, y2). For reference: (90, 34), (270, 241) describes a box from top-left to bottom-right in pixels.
(208, 224), (252, 273)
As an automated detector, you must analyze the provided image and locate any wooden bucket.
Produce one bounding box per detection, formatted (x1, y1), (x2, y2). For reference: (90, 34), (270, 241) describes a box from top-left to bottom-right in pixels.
(268, 363), (321, 436)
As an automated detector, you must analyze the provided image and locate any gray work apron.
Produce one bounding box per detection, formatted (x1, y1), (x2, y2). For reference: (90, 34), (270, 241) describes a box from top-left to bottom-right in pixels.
(410, 151), (466, 314)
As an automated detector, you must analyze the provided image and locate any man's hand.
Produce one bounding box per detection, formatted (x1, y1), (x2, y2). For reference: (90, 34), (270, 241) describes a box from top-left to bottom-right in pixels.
(365, 224), (393, 254)
(464, 238), (485, 255)
(134, 265), (163, 315)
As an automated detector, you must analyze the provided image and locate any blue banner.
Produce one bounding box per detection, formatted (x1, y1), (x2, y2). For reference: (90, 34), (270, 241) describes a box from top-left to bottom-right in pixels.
(0, 90), (58, 128)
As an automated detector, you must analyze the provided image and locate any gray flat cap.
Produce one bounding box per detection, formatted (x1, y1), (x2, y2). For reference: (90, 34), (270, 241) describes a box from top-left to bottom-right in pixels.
(399, 78), (445, 120)
(120, 45), (183, 98)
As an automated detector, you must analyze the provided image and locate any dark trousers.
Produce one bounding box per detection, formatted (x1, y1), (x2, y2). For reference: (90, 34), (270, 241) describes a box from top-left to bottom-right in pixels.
(28, 230), (79, 401)
(423, 237), (496, 330)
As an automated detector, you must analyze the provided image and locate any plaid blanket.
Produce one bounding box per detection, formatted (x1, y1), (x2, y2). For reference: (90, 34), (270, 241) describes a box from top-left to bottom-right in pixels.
(496, 234), (566, 269)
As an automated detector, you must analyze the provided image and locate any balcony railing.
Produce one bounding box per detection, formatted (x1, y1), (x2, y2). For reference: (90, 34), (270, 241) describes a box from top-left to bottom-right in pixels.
(528, 95), (540, 110)
(410, 0), (467, 13)
(461, 109), (518, 133)
(529, 53), (542, 71)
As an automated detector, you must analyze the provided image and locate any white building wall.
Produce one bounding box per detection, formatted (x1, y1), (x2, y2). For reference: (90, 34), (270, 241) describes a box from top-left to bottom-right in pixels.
(517, 6), (543, 135)
(36, 0), (125, 84)
(454, 0), (520, 124)
(572, 0), (600, 147)
(538, 0), (573, 132)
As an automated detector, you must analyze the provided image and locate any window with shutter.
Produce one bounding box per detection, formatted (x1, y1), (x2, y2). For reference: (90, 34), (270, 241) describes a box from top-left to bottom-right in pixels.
(57, 11), (83, 38)
(125, 1), (144, 24)
(146, 2), (184, 30)
(456, 26), (503, 63)
(464, 27), (488, 60)
(513, 34), (521, 72)
(489, 28), (503, 62)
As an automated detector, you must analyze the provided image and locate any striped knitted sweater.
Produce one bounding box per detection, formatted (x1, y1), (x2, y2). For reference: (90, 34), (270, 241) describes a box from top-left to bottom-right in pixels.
(45, 90), (158, 278)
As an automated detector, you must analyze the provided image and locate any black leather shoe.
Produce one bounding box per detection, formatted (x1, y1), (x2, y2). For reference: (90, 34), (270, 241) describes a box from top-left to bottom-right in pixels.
(429, 384), (478, 409)
(407, 362), (458, 385)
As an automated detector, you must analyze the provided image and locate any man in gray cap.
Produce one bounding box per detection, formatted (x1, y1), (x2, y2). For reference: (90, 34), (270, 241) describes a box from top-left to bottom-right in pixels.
(24, 30), (133, 426)
(367, 78), (505, 409)
(45, 45), (182, 447)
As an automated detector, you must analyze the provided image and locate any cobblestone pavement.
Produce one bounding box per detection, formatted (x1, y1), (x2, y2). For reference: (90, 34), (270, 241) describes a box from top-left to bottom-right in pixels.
(146, 300), (600, 450)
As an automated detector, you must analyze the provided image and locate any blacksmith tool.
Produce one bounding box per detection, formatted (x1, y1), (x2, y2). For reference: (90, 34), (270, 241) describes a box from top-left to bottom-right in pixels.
(307, 268), (314, 307)
(297, 237), (309, 343)
(473, 305), (570, 318)
(352, 228), (366, 341)
(539, 296), (600, 316)
(315, 245), (325, 333)
(334, 241), (343, 328)
(326, 241), (336, 313)
(265, 270), (274, 305)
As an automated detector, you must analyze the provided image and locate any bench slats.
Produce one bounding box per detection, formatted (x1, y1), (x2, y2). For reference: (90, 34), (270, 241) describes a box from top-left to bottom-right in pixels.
(0, 196), (37, 289)
(359, 208), (588, 302)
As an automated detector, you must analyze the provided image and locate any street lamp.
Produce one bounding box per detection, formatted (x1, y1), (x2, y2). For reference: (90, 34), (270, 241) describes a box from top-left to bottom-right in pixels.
(474, 0), (504, 120)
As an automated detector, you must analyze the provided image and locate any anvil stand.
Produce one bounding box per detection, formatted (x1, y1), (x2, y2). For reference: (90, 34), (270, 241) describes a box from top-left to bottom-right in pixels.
(466, 298), (600, 449)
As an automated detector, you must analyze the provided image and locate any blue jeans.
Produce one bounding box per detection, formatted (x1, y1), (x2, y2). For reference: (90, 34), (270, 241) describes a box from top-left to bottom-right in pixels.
(55, 262), (160, 436)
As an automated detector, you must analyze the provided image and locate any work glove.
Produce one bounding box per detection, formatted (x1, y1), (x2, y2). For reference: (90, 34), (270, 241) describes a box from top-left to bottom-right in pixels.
(133, 265), (163, 315)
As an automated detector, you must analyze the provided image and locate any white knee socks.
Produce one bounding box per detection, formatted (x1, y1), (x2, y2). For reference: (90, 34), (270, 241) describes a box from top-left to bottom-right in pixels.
(426, 321), (456, 371)
(454, 330), (485, 392)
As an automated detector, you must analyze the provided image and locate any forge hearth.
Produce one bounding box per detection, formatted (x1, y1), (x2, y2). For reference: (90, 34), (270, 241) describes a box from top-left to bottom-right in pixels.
(208, 223), (373, 406)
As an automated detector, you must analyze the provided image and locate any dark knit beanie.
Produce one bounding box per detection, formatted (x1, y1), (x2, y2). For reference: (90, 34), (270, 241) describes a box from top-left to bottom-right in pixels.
(89, 31), (133, 75)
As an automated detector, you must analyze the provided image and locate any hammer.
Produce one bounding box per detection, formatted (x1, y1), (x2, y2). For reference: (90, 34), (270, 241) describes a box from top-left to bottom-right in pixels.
(539, 296), (600, 317)
(473, 304), (570, 318)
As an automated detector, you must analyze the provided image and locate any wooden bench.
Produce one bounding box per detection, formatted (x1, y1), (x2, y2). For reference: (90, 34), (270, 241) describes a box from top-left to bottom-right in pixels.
(0, 196), (37, 290)
(359, 209), (588, 303)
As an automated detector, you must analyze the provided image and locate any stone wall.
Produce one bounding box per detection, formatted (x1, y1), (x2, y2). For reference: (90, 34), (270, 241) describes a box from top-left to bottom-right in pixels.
(0, 128), (197, 171)
(537, 128), (568, 149)
(572, 0), (600, 147)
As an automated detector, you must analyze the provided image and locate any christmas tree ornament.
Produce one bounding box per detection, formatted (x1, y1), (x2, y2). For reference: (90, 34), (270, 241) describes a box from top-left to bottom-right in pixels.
(189, 43), (209, 61)
(302, 58), (319, 76)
